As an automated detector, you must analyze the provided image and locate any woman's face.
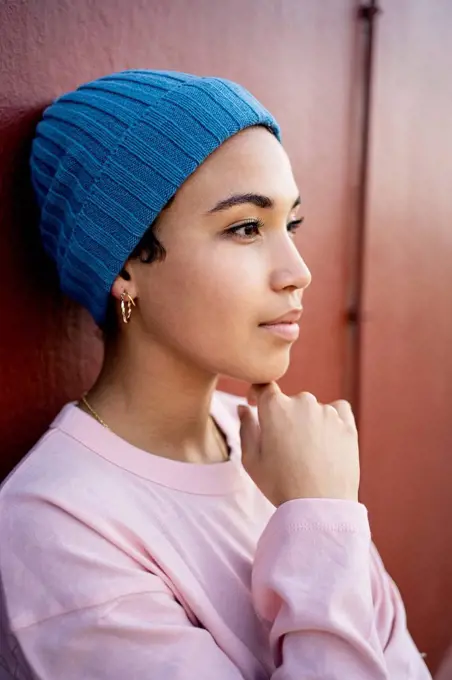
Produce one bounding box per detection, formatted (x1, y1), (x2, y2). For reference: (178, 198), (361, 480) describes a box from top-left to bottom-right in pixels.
(123, 126), (312, 384)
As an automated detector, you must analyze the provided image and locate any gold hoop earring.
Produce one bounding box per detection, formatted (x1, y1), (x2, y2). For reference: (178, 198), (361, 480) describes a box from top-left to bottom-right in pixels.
(120, 291), (136, 324)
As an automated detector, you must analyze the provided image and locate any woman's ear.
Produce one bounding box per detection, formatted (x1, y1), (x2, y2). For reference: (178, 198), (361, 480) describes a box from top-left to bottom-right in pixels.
(111, 265), (138, 301)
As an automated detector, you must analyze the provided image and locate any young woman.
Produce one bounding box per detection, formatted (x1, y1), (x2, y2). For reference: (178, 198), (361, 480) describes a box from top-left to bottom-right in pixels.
(0, 69), (431, 679)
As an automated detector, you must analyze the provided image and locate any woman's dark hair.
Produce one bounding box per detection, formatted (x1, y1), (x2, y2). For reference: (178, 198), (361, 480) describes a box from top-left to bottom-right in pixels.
(100, 196), (174, 339)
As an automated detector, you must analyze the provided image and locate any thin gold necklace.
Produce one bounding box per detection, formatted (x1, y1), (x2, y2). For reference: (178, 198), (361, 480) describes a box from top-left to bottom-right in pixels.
(80, 394), (111, 430)
(79, 394), (230, 461)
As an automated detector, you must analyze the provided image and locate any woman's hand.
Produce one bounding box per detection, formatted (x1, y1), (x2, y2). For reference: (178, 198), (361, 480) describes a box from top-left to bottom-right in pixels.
(238, 382), (360, 507)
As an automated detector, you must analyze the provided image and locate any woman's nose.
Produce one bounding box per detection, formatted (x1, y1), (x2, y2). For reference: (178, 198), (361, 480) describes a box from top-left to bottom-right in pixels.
(270, 245), (312, 293)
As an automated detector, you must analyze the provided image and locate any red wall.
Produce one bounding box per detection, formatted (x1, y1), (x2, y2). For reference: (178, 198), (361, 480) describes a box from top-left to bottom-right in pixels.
(359, 1), (452, 671)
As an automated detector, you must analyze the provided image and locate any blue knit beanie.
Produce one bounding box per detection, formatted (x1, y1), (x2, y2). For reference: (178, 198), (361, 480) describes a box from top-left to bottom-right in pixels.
(29, 69), (282, 325)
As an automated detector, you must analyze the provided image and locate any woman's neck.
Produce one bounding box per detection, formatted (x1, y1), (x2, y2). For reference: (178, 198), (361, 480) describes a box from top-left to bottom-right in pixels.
(80, 335), (227, 464)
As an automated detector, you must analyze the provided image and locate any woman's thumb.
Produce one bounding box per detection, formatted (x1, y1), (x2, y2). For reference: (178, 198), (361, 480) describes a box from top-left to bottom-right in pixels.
(237, 405), (260, 465)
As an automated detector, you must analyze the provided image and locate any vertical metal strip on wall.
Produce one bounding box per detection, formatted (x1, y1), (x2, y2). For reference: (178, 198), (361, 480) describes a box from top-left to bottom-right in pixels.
(347, 0), (382, 424)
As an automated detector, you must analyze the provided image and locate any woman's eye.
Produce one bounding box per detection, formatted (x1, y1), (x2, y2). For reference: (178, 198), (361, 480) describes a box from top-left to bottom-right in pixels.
(225, 217), (304, 241)
(287, 218), (304, 235)
(225, 220), (263, 240)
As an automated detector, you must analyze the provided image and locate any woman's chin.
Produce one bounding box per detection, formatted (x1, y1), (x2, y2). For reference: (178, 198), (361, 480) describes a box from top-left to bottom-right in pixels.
(226, 354), (291, 385)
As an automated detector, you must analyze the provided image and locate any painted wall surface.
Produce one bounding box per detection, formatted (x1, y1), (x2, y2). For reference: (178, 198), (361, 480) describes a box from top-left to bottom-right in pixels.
(359, 1), (452, 671)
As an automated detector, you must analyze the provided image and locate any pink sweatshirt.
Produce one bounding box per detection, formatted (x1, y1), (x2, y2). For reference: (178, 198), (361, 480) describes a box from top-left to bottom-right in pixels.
(0, 389), (431, 679)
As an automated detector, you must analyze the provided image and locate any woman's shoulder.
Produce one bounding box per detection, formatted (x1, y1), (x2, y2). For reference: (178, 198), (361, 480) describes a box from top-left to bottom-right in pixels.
(0, 403), (148, 540)
(0, 404), (166, 629)
(0, 403), (110, 499)
(0, 404), (75, 494)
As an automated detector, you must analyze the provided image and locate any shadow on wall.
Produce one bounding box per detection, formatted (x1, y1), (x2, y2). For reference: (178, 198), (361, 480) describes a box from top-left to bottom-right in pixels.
(1, 105), (62, 297)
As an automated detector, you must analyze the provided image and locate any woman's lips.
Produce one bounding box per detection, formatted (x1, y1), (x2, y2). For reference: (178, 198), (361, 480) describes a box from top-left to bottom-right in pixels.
(259, 321), (300, 341)
(258, 307), (303, 341)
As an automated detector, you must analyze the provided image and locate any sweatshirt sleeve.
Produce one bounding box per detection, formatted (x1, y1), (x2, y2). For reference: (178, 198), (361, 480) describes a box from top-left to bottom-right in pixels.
(251, 498), (432, 679)
(10, 585), (248, 679)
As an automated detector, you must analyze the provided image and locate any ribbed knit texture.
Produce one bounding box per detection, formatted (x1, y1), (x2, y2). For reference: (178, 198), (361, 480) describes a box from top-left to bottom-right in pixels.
(29, 70), (282, 325)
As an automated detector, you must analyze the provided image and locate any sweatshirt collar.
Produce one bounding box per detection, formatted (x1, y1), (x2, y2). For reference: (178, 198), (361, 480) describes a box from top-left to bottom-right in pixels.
(50, 391), (247, 495)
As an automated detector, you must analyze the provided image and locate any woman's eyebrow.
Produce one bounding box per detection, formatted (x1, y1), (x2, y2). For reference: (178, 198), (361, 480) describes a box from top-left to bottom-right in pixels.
(206, 193), (301, 214)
